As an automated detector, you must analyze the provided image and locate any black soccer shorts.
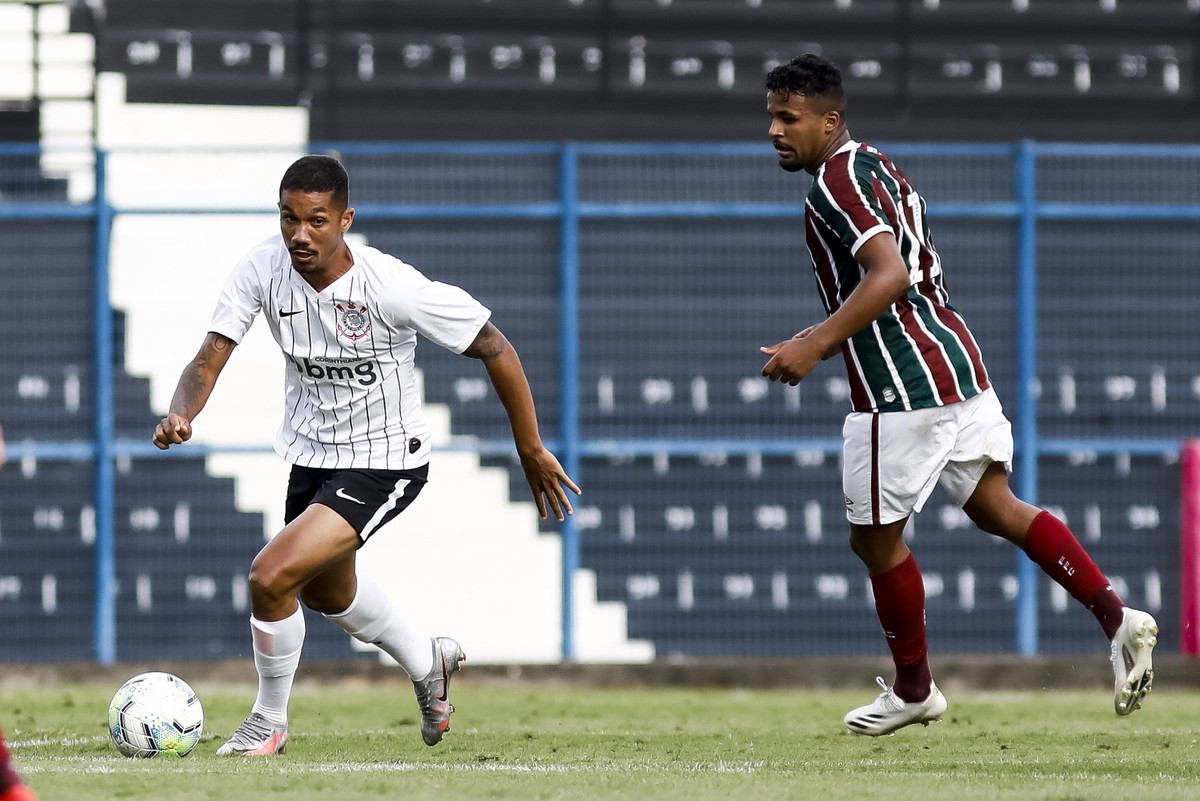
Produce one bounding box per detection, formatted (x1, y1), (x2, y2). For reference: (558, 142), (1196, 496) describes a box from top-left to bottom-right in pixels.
(283, 463), (430, 542)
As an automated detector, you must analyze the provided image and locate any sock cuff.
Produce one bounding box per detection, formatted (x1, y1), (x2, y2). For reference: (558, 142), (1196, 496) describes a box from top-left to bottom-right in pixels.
(251, 604), (305, 635)
(870, 551), (920, 584)
(1023, 509), (1056, 556)
(324, 573), (386, 621)
(251, 605), (306, 660)
(324, 574), (391, 643)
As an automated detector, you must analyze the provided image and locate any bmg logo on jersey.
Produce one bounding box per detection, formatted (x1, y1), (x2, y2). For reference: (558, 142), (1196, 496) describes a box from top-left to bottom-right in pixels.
(289, 355), (379, 386)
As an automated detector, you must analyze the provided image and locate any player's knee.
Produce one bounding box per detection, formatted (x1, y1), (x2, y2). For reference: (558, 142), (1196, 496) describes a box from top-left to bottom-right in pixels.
(966, 498), (1038, 543)
(848, 525), (908, 570)
(247, 558), (294, 609)
(848, 533), (870, 563)
(849, 533), (887, 568)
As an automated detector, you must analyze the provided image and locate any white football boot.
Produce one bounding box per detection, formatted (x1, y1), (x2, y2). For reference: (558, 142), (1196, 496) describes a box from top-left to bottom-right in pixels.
(1110, 608), (1158, 716)
(844, 676), (948, 736)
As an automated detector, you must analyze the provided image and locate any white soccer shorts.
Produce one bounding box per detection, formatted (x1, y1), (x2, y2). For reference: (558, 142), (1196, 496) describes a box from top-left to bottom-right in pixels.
(841, 387), (1014, 526)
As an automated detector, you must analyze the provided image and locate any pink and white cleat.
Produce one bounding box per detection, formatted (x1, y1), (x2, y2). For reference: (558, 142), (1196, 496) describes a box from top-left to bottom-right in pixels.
(216, 712), (288, 756)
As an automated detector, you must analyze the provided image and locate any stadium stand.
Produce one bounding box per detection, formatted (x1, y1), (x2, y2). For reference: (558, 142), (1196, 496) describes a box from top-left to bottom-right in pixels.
(67, 0), (1199, 142)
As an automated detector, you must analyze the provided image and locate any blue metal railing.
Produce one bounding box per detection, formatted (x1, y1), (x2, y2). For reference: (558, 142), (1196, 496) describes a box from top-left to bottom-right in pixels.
(1, 141), (1195, 662)
(92, 149), (117, 665)
(558, 143), (582, 660)
(1014, 140), (1041, 656)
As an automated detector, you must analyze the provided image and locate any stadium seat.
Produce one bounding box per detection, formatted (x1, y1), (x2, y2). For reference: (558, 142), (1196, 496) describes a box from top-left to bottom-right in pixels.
(96, 26), (301, 106)
(610, 37), (739, 94)
(1087, 45), (1187, 97)
(1037, 359), (1200, 439)
(914, 0), (1197, 19)
(909, 45), (1005, 96)
(611, 0), (901, 20)
(332, 32), (604, 92)
(911, 44), (1095, 98)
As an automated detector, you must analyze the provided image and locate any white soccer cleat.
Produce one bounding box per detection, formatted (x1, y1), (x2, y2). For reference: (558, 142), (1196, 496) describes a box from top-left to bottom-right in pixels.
(1110, 607), (1158, 716)
(844, 676), (948, 736)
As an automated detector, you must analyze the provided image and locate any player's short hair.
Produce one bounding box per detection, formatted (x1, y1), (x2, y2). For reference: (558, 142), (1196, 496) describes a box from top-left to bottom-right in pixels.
(764, 54), (845, 110)
(280, 155), (349, 208)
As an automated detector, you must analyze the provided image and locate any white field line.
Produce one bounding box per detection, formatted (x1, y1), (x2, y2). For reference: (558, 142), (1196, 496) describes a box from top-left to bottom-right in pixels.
(18, 756), (764, 776)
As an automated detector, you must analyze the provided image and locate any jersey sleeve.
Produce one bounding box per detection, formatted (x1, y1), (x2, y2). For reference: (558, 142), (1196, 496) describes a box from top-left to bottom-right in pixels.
(207, 254), (264, 345)
(808, 151), (895, 257)
(384, 267), (492, 354)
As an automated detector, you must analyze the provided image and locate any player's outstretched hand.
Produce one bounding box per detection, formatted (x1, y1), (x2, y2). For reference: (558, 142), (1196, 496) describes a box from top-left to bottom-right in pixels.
(519, 447), (582, 522)
(153, 414), (193, 450)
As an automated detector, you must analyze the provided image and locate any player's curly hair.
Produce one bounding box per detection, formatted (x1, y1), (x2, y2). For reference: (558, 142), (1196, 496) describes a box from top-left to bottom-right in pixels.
(280, 154), (349, 208)
(764, 54), (845, 107)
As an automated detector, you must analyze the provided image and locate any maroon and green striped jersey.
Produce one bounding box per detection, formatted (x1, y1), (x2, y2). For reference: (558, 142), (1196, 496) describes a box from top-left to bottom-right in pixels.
(804, 140), (990, 413)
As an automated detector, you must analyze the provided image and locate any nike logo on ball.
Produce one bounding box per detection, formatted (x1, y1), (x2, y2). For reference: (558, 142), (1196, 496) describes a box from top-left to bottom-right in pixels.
(336, 487), (365, 504)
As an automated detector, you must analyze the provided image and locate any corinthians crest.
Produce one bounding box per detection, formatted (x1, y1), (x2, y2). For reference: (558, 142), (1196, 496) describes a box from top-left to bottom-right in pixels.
(335, 300), (371, 341)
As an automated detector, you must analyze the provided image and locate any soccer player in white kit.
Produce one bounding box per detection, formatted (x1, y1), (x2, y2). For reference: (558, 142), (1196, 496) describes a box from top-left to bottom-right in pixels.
(153, 155), (580, 755)
(760, 55), (1157, 736)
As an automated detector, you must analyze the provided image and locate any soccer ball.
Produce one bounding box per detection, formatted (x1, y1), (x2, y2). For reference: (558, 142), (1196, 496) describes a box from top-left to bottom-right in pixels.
(107, 672), (204, 758)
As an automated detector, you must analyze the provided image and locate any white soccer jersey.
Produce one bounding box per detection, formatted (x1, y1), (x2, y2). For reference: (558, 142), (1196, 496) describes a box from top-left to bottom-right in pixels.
(208, 235), (492, 470)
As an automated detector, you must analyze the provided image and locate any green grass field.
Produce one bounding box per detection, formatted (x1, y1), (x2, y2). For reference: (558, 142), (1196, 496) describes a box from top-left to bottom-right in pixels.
(4, 678), (1197, 801)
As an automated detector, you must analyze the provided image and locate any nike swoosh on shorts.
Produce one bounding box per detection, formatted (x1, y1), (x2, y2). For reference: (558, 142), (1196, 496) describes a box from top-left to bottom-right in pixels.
(336, 487), (365, 504)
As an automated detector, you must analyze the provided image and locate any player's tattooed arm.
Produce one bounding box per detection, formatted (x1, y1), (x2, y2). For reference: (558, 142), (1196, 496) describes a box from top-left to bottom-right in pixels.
(461, 322), (538, 452)
(461, 321), (507, 360)
(462, 321), (582, 520)
(153, 332), (238, 449)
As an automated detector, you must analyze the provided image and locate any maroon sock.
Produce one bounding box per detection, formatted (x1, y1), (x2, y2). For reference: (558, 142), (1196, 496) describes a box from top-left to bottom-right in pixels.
(1087, 586), (1127, 641)
(870, 553), (932, 703)
(1023, 510), (1126, 639)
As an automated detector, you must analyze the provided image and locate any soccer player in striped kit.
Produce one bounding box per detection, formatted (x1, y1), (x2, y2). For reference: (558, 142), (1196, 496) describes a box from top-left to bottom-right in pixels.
(760, 54), (1157, 735)
(154, 155), (580, 754)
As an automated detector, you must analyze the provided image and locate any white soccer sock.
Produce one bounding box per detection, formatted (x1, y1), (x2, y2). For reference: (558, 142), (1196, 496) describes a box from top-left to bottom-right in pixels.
(249, 605), (306, 727)
(324, 573), (434, 680)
